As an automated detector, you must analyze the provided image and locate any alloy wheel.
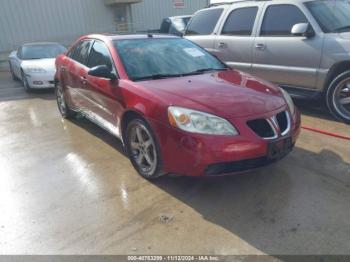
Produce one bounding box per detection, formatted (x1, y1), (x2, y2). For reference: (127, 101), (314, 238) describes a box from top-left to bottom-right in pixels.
(129, 123), (157, 176)
(56, 86), (67, 116)
(333, 78), (350, 121)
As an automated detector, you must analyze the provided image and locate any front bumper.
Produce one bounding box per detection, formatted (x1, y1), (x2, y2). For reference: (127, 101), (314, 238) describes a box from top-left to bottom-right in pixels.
(25, 72), (55, 89)
(150, 107), (301, 177)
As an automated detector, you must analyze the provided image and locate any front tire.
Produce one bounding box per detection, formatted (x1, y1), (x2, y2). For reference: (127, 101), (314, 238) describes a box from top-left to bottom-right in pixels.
(21, 70), (31, 92)
(9, 62), (18, 81)
(56, 82), (76, 119)
(125, 118), (164, 179)
(326, 71), (350, 124)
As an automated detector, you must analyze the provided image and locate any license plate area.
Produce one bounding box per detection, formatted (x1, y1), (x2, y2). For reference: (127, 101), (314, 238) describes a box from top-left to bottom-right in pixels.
(268, 137), (293, 160)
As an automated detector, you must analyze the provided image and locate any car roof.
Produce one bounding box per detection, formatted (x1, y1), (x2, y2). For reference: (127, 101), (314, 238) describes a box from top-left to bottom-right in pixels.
(22, 42), (62, 46)
(84, 34), (180, 42)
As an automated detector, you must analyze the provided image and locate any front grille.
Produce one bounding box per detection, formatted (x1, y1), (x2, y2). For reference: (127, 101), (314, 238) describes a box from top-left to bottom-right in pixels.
(247, 111), (291, 139)
(247, 119), (275, 138)
(276, 111), (289, 135)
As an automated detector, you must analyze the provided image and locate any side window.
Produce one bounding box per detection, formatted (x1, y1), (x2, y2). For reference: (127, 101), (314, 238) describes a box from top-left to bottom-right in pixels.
(261, 4), (308, 36)
(87, 41), (113, 71)
(186, 8), (223, 35)
(70, 40), (92, 65)
(222, 7), (258, 36)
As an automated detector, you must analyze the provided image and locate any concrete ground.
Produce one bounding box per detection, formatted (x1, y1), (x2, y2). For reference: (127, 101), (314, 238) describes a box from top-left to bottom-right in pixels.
(0, 70), (349, 255)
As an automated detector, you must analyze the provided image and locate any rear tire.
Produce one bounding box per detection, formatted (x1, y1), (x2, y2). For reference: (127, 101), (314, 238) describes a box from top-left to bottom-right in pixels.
(56, 82), (76, 119)
(326, 71), (350, 124)
(125, 118), (164, 179)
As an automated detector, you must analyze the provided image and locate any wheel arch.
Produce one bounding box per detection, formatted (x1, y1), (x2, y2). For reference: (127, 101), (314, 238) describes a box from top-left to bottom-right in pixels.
(324, 61), (350, 91)
(120, 109), (148, 143)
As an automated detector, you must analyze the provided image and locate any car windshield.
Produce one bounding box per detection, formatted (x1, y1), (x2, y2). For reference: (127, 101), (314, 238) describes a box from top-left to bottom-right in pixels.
(114, 38), (227, 81)
(305, 0), (350, 33)
(21, 44), (67, 60)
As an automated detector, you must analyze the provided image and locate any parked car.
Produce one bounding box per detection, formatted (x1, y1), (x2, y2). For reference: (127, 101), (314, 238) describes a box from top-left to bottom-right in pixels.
(8, 42), (66, 91)
(185, 0), (350, 124)
(55, 34), (300, 179)
(159, 15), (192, 36)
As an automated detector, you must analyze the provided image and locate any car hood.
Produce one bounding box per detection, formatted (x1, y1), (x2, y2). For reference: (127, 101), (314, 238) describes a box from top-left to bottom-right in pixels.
(139, 70), (286, 118)
(21, 58), (56, 73)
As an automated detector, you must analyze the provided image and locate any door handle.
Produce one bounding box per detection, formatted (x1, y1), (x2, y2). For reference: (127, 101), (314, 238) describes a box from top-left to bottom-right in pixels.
(255, 43), (266, 50)
(218, 42), (227, 48)
(80, 76), (87, 85)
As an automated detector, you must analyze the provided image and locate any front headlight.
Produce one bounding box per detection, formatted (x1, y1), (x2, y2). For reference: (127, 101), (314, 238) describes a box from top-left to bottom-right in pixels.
(26, 67), (46, 73)
(281, 89), (295, 115)
(168, 106), (238, 136)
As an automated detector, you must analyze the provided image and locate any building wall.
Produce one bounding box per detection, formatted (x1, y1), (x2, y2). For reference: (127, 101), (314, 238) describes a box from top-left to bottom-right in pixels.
(131, 0), (209, 32)
(0, 0), (209, 53)
(0, 0), (116, 53)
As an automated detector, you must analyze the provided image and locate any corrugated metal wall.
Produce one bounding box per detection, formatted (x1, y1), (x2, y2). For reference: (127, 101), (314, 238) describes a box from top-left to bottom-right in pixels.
(131, 0), (209, 32)
(0, 0), (209, 53)
(0, 0), (116, 53)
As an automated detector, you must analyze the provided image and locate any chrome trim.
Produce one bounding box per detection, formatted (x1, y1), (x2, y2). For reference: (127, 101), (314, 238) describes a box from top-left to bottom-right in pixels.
(280, 111), (292, 137)
(264, 118), (279, 140)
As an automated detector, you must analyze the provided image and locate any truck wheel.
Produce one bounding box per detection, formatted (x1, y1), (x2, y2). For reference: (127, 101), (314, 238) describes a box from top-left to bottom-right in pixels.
(326, 70), (350, 124)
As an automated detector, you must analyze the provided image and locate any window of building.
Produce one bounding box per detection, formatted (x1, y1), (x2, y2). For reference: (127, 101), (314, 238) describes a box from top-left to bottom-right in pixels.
(222, 7), (258, 36)
(186, 8), (223, 35)
(260, 5), (308, 36)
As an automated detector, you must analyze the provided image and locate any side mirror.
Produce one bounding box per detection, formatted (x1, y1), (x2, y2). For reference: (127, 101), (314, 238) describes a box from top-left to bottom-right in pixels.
(291, 23), (315, 38)
(88, 65), (116, 80)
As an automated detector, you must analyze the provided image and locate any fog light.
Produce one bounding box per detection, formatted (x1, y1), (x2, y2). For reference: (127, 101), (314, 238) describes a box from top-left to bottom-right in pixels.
(33, 81), (43, 85)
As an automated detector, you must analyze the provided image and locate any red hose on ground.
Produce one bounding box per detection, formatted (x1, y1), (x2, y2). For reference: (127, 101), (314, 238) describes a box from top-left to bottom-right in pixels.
(301, 126), (350, 141)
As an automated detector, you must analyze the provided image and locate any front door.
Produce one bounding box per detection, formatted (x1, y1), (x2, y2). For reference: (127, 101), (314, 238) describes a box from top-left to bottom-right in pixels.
(85, 40), (124, 138)
(252, 4), (323, 89)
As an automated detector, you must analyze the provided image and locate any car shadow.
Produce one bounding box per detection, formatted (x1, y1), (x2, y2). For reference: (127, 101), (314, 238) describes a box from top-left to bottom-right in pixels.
(69, 115), (128, 158)
(293, 98), (337, 122)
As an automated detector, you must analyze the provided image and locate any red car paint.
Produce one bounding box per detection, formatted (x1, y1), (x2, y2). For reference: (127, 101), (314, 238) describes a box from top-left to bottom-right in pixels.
(55, 34), (301, 177)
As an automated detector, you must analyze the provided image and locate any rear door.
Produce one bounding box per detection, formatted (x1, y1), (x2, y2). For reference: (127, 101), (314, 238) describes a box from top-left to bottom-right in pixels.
(213, 3), (264, 72)
(185, 7), (225, 53)
(65, 39), (93, 110)
(252, 3), (323, 89)
(85, 40), (124, 137)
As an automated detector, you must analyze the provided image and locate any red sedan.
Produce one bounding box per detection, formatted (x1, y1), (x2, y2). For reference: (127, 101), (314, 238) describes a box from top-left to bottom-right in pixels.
(55, 34), (301, 179)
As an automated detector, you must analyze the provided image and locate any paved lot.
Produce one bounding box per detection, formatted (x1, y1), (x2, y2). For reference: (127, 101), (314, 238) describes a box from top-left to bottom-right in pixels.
(0, 70), (349, 255)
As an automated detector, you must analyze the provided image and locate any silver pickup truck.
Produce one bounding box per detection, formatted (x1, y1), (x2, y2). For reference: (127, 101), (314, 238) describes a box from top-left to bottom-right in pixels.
(185, 0), (350, 123)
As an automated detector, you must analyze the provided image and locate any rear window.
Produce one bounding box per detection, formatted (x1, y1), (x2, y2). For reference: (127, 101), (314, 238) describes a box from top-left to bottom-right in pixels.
(222, 7), (258, 36)
(186, 8), (223, 35)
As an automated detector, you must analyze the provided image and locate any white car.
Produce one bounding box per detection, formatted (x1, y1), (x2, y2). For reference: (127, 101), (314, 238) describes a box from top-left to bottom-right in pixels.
(8, 42), (66, 91)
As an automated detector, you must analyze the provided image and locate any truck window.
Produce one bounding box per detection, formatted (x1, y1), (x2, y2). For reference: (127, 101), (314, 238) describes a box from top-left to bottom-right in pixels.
(222, 7), (258, 36)
(186, 8), (223, 35)
(260, 4), (308, 36)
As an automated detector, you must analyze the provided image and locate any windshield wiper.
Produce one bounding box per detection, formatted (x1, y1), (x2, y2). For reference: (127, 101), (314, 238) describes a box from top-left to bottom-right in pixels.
(332, 25), (350, 33)
(132, 73), (182, 81)
(182, 67), (228, 76)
